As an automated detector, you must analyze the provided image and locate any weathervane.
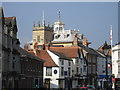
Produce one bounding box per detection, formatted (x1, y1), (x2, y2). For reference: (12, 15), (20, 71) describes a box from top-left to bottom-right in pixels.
(58, 10), (61, 21)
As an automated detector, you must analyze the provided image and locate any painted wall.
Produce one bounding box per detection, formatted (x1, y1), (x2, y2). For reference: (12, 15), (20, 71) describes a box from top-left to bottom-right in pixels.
(112, 44), (120, 78)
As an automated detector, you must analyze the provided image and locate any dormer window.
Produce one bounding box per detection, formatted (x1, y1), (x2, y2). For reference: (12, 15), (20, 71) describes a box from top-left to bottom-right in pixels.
(64, 34), (70, 38)
(55, 27), (58, 30)
(55, 35), (60, 39)
(67, 34), (70, 37)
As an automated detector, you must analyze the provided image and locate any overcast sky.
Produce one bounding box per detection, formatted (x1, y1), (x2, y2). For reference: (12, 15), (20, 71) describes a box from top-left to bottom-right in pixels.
(2, 2), (118, 49)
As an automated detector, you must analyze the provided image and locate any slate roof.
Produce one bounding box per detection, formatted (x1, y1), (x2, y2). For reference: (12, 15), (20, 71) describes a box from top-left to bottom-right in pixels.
(79, 44), (98, 55)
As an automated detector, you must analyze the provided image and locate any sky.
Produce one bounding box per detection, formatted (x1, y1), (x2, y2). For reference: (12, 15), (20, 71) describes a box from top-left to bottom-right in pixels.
(2, 2), (118, 49)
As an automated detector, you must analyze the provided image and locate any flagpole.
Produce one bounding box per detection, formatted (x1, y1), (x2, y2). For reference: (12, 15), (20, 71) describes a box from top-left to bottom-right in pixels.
(110, 25), (113, 48)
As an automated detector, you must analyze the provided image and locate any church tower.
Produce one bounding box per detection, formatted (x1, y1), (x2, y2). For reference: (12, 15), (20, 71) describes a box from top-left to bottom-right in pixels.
(32, 10), (53, 46)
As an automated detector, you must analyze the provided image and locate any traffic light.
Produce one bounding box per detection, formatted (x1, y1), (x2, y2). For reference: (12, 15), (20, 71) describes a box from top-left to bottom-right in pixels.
(34, 78), (39, 88)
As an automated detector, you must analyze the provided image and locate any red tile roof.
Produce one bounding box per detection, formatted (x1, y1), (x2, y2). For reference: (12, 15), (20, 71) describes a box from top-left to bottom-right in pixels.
(36, 50), (58, 67)
(28, 50), (58, 67)
(4, 17), (13, 19)
(49, 47), (79, 58)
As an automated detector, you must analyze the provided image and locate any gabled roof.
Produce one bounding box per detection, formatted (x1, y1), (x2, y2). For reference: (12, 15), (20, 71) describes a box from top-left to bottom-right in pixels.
(98, 42), (111, 51)
(49, 47), (79, 58)
(97, 42), (111, 56)
(35, 50), (58, 67)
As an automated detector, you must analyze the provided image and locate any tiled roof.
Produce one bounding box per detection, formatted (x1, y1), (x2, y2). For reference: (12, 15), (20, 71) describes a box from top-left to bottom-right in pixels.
(49, 47), (79, 58)
(35, 50), (58, 67)
(50, 50), (72, 60)
(4, 16), (16, 27)
(14, 46), (44, 62)
(4, 17), (13, 19)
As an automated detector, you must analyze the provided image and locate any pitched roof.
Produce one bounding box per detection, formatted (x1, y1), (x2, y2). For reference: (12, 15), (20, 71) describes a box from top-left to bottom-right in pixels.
(49, 47), (79, 58)
(98, 42), (111, 51)
(4, 17), (13, 19)
(35, 50), (58, 67)
(97, 42), (112, 56)
(50, 50), (72, 60)
(79, 44), (98, 55)
(14, 46), (44, 62)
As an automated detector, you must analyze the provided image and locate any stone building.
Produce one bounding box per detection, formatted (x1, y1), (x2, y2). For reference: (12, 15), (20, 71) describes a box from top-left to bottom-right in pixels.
(28, 12), (53, 49)
(1, 7), (44, 89)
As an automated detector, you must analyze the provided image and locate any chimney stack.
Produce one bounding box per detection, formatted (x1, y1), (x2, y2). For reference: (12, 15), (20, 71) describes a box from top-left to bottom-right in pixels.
(73, 34), (78, 46)
(24, 43), (29, 50)
(82, 38), (88, 47)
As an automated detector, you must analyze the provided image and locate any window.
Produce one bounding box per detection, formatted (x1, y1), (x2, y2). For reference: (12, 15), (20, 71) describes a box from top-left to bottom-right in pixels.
(67, 34), (70, 37)
(59, 27), (62, 30)
(61, 67), (64, 76)
(13, 57), (15, 60)
(88, 65), (91, 73)
(64, 34), (70, 38)
(46, 67), (52, 76)
(12, 62), (15, 69)
(55, 35), (60, 39)
(76, 59), (79, 64)
(61, 60), (64, 65)
(37, 36), (40, 43)
(76, 67), (79, 74)
(68, 61), (71, 66)
(80, 68), (82, 74)
(119, 52), (120, 59)
(102, 65), (104, 68)
(64, 71), (67, 76)
(55, 27), (58, 30)
(83, 66), (86, 72)
(68, 67), (71, 76)
(118, 64), (120, 74)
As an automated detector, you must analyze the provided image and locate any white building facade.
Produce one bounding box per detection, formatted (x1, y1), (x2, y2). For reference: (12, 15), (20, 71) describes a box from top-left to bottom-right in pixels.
(43, 50), (73, 88)
(112, 43), (120, 78)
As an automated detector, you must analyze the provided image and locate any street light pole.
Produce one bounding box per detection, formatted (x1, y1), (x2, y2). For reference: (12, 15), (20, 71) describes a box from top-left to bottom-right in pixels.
(102, 41), (110, 90)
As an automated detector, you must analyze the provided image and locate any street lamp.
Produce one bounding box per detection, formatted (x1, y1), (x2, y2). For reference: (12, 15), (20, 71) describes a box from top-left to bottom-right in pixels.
(102, 41), (110, 90)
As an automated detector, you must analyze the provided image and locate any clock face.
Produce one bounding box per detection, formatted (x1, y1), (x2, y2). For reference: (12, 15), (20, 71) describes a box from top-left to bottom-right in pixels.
(54, 69), (57, 74)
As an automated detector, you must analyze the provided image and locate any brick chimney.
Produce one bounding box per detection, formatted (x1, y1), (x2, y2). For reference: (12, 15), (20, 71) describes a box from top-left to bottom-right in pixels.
(82, 38), (88, 47)
(73, 34), (78, 46)
(24, 44), (29, 50)
(42, 43), (50, 50)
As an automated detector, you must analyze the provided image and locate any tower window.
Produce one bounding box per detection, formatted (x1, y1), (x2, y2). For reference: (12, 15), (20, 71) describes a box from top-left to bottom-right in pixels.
(37, 36), (40, 43)
(59, 27), (62, 30)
